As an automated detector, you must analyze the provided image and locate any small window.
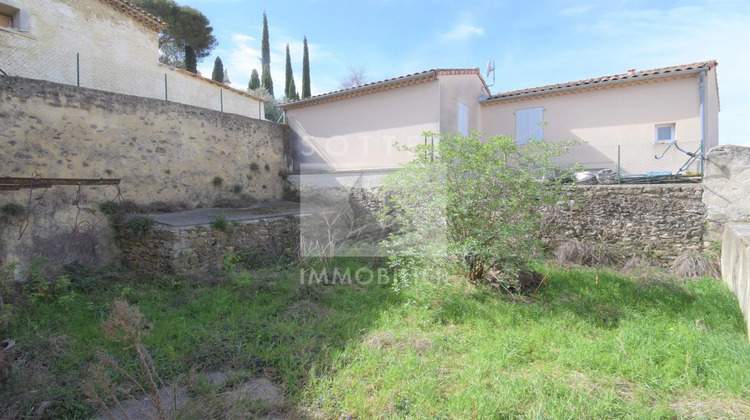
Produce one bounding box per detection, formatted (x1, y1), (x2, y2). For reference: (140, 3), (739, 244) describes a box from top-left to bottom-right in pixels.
(0, 13), (11, 28)
(655, 123), (675, 143)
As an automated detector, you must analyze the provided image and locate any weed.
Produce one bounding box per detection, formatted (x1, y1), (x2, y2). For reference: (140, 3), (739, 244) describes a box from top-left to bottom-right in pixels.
(164, 169), (171, 175)
(1, 203), (25, 218)
(671, 251), (720, 278)
(264, 163), (270, 171)
(98, 200), (120, 216)
(212, 176), (224, 187)
(124, 216), (154, 238)
(231, 184), (243, 194)
(554, 239), (616, 267)
(249, 163), (260, 172)
(210, 214), (229, 232)
(104, 169), (114, 176)
(262, 184), (267, 189)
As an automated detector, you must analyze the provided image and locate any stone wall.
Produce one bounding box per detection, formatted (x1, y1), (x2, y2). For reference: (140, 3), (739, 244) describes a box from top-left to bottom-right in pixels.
(721, 224), (750, 341)
(703, 145), (750, 241)
(544, 184), (706, 263)
(0, 76), (288, 273)
(120, 216), (299, 274)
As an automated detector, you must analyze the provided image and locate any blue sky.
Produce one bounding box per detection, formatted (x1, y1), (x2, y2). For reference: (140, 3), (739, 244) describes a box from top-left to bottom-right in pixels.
(182, 0), (750, 146)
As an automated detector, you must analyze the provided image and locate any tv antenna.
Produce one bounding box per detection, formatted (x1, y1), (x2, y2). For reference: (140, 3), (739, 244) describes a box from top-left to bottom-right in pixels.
(485, 59), (496, 87)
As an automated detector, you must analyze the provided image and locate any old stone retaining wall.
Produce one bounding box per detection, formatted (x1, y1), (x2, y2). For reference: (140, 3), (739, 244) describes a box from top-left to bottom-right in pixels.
(0, 76), (289, 273)
(120, 215), (299, 274)
(544, 184), (705, 263)
(703, 145), (750, 241)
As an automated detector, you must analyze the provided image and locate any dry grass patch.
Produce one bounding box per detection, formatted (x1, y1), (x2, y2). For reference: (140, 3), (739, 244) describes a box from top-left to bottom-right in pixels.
(362, 331), (433, 355)
(554, 240), (617, 267)
(670, 251), (720, 278)
(669, 392), (750, 418)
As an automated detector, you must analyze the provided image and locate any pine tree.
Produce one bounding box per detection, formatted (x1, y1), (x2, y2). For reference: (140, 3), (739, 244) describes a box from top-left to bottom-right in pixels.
(284, 44), (293, 98)
(248, 69), (260, 90)
(212, 57), (224, 82)
(261, 11), (273, 96)
(301, 36), (311, 98)
(184, 45), (197, 74)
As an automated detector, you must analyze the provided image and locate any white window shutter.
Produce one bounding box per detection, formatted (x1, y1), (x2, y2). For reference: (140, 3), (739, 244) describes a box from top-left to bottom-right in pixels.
(515, 107), (543, 144)
(458, 102), (468, 136)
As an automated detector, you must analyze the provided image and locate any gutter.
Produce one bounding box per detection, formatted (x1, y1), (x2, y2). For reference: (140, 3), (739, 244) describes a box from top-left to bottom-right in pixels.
(480, 67), (710, 105)
(279, 71), (437, 109)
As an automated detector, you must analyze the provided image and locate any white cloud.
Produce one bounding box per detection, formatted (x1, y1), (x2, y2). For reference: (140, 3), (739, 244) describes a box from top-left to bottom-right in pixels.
(441, 24), (485, 42)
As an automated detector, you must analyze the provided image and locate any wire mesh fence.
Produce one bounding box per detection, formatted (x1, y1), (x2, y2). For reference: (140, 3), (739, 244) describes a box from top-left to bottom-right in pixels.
(555, 140), (703, 182)
(2, 47), (263, 119)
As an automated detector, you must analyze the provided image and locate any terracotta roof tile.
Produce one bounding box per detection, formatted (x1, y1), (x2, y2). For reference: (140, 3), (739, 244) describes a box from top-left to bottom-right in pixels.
(280, 68), (486, 109)
(485, 60), (717, 103)
(98, 0), (168, 33)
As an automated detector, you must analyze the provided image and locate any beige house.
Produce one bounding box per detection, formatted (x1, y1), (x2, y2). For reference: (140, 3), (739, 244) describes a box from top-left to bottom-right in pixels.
(0, 0), (265, 119)
(481, 61), (720, 175)
(280, 69), (490, 172)
(283, 61), (719, 177)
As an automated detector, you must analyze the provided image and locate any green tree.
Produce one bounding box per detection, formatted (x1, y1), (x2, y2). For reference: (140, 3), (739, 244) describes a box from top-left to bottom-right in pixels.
(248, 69), (260, 90)
(288, 76), (299, 100)
(131, 0), (217, 67)
(284, 44), (293, 98)
(379, 132), (578, 286)
(212, 57), (224, 83)
(302, 36), (311, 98)
(261, 11), (274, 96)
(184, 45), (197, 74)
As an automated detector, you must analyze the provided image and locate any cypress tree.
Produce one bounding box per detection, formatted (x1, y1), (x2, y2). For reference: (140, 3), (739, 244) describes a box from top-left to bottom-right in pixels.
(261, 11), (274, 96)
(184, 45), (197, 74)
(284, 44), (293, 98)
(248, 69), (260, 90)
(288, 76), (299, 100)
(301, 36), (311, 98)
(212, 56), (224, 82)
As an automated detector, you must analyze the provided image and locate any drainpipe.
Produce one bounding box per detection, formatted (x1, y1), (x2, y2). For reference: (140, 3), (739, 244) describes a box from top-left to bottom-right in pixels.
(699, 70), (707, 179)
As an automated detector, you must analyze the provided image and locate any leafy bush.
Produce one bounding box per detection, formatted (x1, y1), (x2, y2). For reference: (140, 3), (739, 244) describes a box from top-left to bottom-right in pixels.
(124, 216), (154, 238)
(212, 176), (224, 187)
(379, 131), (578, 287)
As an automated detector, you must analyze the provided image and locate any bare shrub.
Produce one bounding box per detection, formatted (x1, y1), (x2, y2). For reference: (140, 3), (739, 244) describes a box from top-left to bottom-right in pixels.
(554, 240), (616, 267)
(670, 251), (720, 278)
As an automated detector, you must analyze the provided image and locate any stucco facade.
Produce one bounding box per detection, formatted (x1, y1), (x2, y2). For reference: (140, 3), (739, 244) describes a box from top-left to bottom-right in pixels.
(282, 69), (489, 172)
(480, 62), (719, 175)
(0, 0), (264, 119)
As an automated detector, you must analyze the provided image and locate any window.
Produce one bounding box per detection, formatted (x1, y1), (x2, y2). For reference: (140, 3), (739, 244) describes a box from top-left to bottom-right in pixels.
(457, 102), (468, 136)
(0, 3), (29, 32)
(0, 13), (11, 28)
(655, 123), (675, 143)
(515, 107), (544, 144)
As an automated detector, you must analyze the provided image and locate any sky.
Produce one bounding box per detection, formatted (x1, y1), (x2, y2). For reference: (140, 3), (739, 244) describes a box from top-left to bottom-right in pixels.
(181, 0), (750, 146)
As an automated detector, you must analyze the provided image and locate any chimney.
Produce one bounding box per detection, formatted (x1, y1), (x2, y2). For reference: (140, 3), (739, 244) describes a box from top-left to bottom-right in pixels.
(627, 68), (636, 76)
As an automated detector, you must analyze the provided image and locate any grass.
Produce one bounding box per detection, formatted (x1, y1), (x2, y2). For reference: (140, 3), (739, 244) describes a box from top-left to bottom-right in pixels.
(1, 262), (749, 418)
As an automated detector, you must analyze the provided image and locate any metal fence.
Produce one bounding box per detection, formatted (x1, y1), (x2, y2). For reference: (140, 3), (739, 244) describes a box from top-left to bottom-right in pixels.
(554, 140), (704, 182)
(2, 47), (263, 119)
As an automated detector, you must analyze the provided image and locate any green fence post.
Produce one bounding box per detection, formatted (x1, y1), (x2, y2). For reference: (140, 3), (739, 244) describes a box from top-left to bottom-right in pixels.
(164, 74), (168, 101)
(617, 145), (621, 184)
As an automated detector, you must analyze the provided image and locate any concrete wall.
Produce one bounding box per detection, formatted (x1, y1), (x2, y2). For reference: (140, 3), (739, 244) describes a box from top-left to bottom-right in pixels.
(0, 0), (263, 119)
(0, 76), (287, 272)
(286, 80), (440, 172)
(480, 72), (718, 175)
(703, 145), (750, 240)
(722, 224), (750, 341)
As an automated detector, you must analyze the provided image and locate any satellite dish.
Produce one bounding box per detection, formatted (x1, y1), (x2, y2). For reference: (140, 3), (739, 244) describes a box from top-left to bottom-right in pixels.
(485, 59), (496, 87)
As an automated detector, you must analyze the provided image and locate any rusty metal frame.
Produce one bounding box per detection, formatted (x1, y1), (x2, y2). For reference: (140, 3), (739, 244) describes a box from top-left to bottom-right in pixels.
(0, 177), (120, 191)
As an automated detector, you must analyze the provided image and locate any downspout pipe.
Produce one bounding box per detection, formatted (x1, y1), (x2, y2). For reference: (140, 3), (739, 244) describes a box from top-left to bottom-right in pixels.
(700, 69), (707, 179)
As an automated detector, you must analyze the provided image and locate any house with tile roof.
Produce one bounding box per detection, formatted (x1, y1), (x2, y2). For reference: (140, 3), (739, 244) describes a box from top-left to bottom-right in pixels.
(0, 0), (266, 119)
(282, 61), (719, 176)
(480, 61), (719, 175)
(280, 68), (490, 172)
